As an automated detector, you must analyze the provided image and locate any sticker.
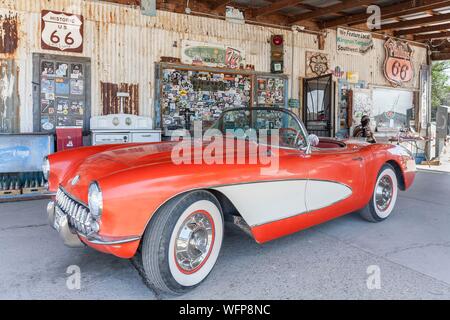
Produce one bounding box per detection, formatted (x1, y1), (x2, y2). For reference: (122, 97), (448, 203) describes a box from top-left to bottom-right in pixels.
(41, 61), (55, 76)
(71, 63), (83, 78)
(55, 62), (69, 77)
(45, 93), (55, 100)
(70, 79), (84, 95)
(41, 116), (55, 131)
(55, 78), (70, 95)
(41, 79), (55, 94)
(56, 98), (70, 115)
(40, 99), (55, 114)
(70, 101), (84, 115)
(75, 119), (84, 126)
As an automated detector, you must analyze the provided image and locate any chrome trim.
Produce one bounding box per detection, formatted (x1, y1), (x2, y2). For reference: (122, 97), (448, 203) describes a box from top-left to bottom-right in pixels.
(80, 235), (141, 245)
(47, 200), (84, 248)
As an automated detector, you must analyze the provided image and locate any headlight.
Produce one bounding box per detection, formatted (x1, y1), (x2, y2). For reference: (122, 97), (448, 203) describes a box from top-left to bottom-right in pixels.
(88, 182), (103, 220)
(42, 157), (50, 180)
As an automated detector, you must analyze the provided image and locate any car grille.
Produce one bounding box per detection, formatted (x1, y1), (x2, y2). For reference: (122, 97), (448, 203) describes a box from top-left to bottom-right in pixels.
(55, 188), (96, 236)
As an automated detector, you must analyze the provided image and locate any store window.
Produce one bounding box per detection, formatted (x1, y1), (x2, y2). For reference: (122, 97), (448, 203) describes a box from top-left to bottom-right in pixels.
(372, 87), (414, 133)
(32, 54), (91, 134)
(157, 66), (252, 135)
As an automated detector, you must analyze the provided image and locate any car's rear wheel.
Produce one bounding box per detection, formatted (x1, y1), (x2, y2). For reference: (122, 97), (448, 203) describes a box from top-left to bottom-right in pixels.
(140, 190), (224, 295)
(359, 164), (398, 222)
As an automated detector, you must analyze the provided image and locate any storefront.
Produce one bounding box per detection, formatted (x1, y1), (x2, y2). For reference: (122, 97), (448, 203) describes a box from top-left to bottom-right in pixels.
(0, 0), (430, 199)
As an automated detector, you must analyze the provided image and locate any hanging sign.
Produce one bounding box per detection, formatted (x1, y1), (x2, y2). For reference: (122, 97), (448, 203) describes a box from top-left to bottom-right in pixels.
(181, 40), (245, 69)
(306, 51), (329, 77)
(384, 38), (414, 87)
(336, 28), (373, 55)
(41, 10), (84, 53)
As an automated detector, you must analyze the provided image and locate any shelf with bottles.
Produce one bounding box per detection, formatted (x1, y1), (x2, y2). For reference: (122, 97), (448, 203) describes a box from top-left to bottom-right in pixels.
(0, 172), (47, 197)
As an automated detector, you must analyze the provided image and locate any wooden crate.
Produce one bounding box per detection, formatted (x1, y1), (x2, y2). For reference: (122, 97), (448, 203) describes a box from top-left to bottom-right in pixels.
(0, 189), (21, 196)
(22, 187), (47, 194)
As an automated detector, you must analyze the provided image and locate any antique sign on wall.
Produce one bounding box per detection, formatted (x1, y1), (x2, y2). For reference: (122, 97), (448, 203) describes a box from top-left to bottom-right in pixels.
(306, 51), (329, 77)
(384, 38), (414, 87)
(181, 40), (245, 69)
(336, 28), (373, 55)
(41, 10), (84, 53)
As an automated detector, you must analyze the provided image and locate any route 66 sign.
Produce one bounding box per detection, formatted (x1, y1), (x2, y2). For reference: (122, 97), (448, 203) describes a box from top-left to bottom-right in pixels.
(384, 38), (414, 87)
(41, 10), (83, 53)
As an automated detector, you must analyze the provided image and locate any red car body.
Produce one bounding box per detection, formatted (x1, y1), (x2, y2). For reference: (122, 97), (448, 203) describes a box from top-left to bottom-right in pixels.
(47, 137), (416, 259)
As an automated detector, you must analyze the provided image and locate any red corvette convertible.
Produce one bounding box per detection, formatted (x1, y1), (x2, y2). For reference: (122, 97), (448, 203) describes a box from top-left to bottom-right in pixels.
(45, 107), (416, 294)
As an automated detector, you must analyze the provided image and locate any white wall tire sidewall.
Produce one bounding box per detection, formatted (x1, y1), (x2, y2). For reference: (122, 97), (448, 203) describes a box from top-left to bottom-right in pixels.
(168, 200), (223, 287)
(373, 168), (398, 219)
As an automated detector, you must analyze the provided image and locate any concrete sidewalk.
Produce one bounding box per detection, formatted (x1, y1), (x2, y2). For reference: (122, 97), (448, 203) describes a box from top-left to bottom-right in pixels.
(1, 171), (450, 299)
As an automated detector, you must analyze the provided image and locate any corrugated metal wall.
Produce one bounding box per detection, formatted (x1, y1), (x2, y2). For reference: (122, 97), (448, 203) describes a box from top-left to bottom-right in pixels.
(0, 0), (428, 132)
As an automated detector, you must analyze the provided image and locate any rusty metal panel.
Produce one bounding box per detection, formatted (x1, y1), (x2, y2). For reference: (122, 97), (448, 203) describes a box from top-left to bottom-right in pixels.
(100, 82), (139, 115)
(0, 12), (18, 54)
(0, 59), (19, 133)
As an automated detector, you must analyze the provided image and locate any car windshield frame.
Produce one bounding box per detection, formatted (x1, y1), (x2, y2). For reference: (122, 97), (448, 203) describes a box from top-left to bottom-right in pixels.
(209, 107), (310, 150)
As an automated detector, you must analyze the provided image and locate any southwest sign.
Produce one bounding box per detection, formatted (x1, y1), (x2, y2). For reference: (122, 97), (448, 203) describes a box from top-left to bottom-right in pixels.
(384, 38), (414, 87)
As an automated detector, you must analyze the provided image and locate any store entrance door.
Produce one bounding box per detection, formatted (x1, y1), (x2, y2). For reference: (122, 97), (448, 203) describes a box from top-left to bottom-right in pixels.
(303, 74), (333, 137)
(32, 54), (91, 135)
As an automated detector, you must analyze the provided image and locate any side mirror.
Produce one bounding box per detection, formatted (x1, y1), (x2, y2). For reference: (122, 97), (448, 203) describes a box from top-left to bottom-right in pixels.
(307, 134), (320, 147)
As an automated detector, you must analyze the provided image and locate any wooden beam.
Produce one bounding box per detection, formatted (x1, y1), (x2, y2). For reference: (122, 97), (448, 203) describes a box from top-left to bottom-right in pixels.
(379, 12), (450, 31)
(210, 0), (233, 11)
(431, 51), (450, 59)
(102, 0), (140, 5)
(252, 0), (303, 17)
(415, 30), (450, 40)
(395, 22), (450, 36)
(289, 0), (375, 24)
(322, 0), (450, 29)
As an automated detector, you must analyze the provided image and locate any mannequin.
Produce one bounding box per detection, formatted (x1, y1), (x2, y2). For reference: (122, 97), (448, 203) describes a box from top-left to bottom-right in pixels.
(353, 115), (376, 143)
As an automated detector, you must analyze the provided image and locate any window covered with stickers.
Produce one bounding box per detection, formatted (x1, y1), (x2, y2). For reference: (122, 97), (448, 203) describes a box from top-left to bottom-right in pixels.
(158, 66), (253, 135)
(34, 55), (90, 134)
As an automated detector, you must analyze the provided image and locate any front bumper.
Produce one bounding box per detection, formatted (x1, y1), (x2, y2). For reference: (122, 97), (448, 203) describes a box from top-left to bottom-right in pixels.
(47, 199), (142, 255)
(47, 201), (85, 248)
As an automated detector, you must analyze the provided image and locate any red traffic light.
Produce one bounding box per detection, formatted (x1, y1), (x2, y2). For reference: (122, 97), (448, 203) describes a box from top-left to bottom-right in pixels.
(272, 35), (283, 46)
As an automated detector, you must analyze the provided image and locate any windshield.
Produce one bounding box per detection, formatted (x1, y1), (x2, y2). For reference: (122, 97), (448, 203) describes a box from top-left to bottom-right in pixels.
(210, 108), (308, 149)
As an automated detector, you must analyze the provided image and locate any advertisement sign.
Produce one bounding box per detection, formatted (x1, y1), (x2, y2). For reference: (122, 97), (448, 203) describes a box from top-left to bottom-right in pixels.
(41, 10), (84, 53)
(384, 38), (414, 87)
(181, 40), (245, 69)
(337, 28), (373, 55)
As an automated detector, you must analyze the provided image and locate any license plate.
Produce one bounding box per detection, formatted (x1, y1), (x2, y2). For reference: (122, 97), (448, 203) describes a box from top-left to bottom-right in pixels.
(53, 207), (65, 232)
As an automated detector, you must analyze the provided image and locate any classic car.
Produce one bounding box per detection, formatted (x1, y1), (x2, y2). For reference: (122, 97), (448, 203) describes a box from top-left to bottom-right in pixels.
(44, 107), (416, 294)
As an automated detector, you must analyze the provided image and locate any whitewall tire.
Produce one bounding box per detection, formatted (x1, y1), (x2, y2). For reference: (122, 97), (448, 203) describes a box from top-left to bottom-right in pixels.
(141, 190), (224, 295)
(359, 164), (399, 222)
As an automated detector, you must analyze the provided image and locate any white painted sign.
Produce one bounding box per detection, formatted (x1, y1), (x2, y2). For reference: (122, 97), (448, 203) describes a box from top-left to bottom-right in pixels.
(41, 10), (83, 53)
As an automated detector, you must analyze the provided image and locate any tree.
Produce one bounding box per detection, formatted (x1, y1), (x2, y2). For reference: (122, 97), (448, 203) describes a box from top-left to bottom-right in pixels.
(431, 61), (450, 120)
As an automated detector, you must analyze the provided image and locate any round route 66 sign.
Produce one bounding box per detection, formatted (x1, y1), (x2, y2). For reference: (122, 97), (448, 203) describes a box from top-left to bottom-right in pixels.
(41, 10), (83, 53)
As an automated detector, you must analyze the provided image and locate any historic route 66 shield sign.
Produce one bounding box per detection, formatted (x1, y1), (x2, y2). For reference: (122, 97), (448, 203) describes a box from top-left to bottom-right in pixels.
(41, 10), (83, 53)
(384, 38), (414, 87)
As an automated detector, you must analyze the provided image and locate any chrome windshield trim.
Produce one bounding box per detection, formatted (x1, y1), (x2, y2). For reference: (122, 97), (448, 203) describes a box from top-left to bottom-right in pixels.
(213, 106), (310, 152)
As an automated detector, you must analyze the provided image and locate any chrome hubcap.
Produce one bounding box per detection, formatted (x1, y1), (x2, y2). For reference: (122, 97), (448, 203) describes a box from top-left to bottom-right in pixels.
(175, 211), (214, 273)
(375, 175), (393, 212)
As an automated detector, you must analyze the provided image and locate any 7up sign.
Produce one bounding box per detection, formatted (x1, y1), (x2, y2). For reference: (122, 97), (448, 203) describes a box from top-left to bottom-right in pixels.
(41, 10), (84, 53)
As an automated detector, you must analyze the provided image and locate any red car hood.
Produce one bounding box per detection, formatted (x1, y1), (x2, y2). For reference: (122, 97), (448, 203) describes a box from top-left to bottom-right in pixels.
(62, 142), (178, 197)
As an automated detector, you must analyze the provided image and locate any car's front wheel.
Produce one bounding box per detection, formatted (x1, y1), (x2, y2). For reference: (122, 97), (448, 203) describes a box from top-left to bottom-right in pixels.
(359, 164), (399, 222)
(140, 190), (224, 295)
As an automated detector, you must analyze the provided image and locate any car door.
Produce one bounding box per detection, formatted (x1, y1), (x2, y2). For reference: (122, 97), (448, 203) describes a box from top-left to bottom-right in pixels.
(305, 146), (366, 215)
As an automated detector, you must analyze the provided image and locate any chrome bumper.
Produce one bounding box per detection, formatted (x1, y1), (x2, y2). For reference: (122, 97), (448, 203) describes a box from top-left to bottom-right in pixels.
(47, 201), (85, 248)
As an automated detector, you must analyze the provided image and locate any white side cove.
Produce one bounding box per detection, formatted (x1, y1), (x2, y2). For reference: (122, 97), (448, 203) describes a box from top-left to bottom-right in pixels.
(213, 180), (352, 227)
